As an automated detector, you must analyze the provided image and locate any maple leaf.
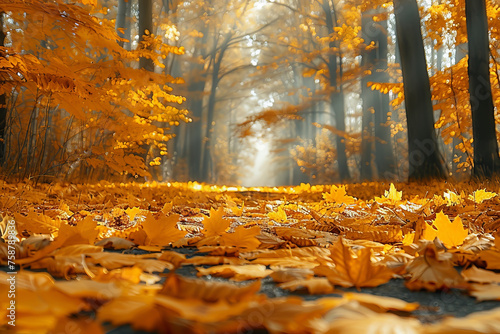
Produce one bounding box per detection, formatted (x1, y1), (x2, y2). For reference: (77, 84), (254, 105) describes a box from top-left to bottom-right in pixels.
(443, 190), (462, 206)
(140, 213), (186, 246)
(421, 211), (468, 248)
(220, 225), (261, 249)
(374, 183), (403, 205)
(405, 243), (465, 291)
(316, 238), (395, 288)
(202, 207), (231, 237)
(14, 210), (60, 234)
(268, 206), (287, 223)
(125, 207), (142, 221)
(468, 189), (497, 204)
(323, 185), (356, 205)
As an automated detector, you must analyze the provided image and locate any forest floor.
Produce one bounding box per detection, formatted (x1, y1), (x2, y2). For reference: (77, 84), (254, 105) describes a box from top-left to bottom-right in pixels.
(2, 180), (500, 333)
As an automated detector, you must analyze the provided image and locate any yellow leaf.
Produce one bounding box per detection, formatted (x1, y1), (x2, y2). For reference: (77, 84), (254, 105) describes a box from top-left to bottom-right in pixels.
(279, 278), (334, 294)
(422, 211), (468, 248)
(268, 206), (287, 223)
(140, 213), (186, 247)
(125, 207), (142, 221)
(469, 189), (497, 204)
(196, 264), (273, 281)
(220, 225), (261, 249)
(322, 185), (356, 205)
(202, 207), (230, 237)
(315, 238), (394, 288)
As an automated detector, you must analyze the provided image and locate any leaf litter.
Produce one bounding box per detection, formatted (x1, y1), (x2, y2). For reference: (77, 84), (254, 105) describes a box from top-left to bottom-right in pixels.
(3, 181), (500, 332)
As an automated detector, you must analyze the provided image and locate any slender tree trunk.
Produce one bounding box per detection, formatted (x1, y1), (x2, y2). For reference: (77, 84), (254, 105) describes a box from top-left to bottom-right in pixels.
(373, 18), (396, 180)
(360, 12), (376, 181)
(394, 0), (446, 180)
(452, 43), (468, 177)
(115, 0), (130, 47)
(321, 0), (351, 182)
(466, 0), (500, 178)
(200, 32), (232, 182)
(139, 0), (154, 72)
(0, 12), (6, 166)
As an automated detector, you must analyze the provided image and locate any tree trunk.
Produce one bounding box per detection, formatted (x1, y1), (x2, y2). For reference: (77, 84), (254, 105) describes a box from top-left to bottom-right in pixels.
(360, 12), (376, 181)
(394, 0), (446, 180)
(466, 0), (500, 178)
(200, 31), (233, 182)
(139, 0), (154, 72)
(372, 18), (396, 180)
(321, 0), (351, 182)
(115, 0), (130, 48)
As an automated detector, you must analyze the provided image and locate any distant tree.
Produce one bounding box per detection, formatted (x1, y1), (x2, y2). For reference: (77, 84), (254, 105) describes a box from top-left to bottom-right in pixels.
(465, 0), (500, 177)
(393, 0), (446, 180)
(0, 0), (187, 181)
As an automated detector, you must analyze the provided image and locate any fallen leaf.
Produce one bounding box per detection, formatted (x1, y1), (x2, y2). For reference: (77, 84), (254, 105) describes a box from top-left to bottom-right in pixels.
(279, 278), (335, 294)
(140, 213), (186, 246)
(160, 273), (261, 304)
(196, 264), (273, 281)
(95, 237), (136, 250)
(317, 238), (394, 288)
(220, 225), (261, 249)
(421, 211), (468, 248)
(469, 189), (497, 204)
(468, 283), (500, 301)
(461, 265), (500, 284)
(405, 243), (465, 291)
(202, 207), (231, 237)
(323, 185), (356, 205)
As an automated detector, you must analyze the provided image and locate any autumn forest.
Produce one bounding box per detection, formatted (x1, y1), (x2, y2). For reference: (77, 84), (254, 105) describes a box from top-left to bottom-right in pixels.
(3, 0), (500, 333)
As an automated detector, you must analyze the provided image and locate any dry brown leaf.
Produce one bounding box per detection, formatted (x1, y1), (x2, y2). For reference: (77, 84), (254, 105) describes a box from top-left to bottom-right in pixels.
(321, 301), (422, 334)
(461, 265), (500, 284)
(425, 305), (500, 333)
(405, 243), (465, 291)
(95, 237), (136, 250)
(160, 273), (261, 304)
(270, 267), (315, 283)
(279, 277), (335, 295)
(196, 264), (272, 281)
(468, 283), (500, 301)
(343, 292), (419, 313)
(318, 238), (395, 288)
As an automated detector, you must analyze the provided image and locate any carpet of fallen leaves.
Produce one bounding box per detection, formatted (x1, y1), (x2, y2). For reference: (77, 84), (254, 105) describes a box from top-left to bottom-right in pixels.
(3, 180), (500, 333)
